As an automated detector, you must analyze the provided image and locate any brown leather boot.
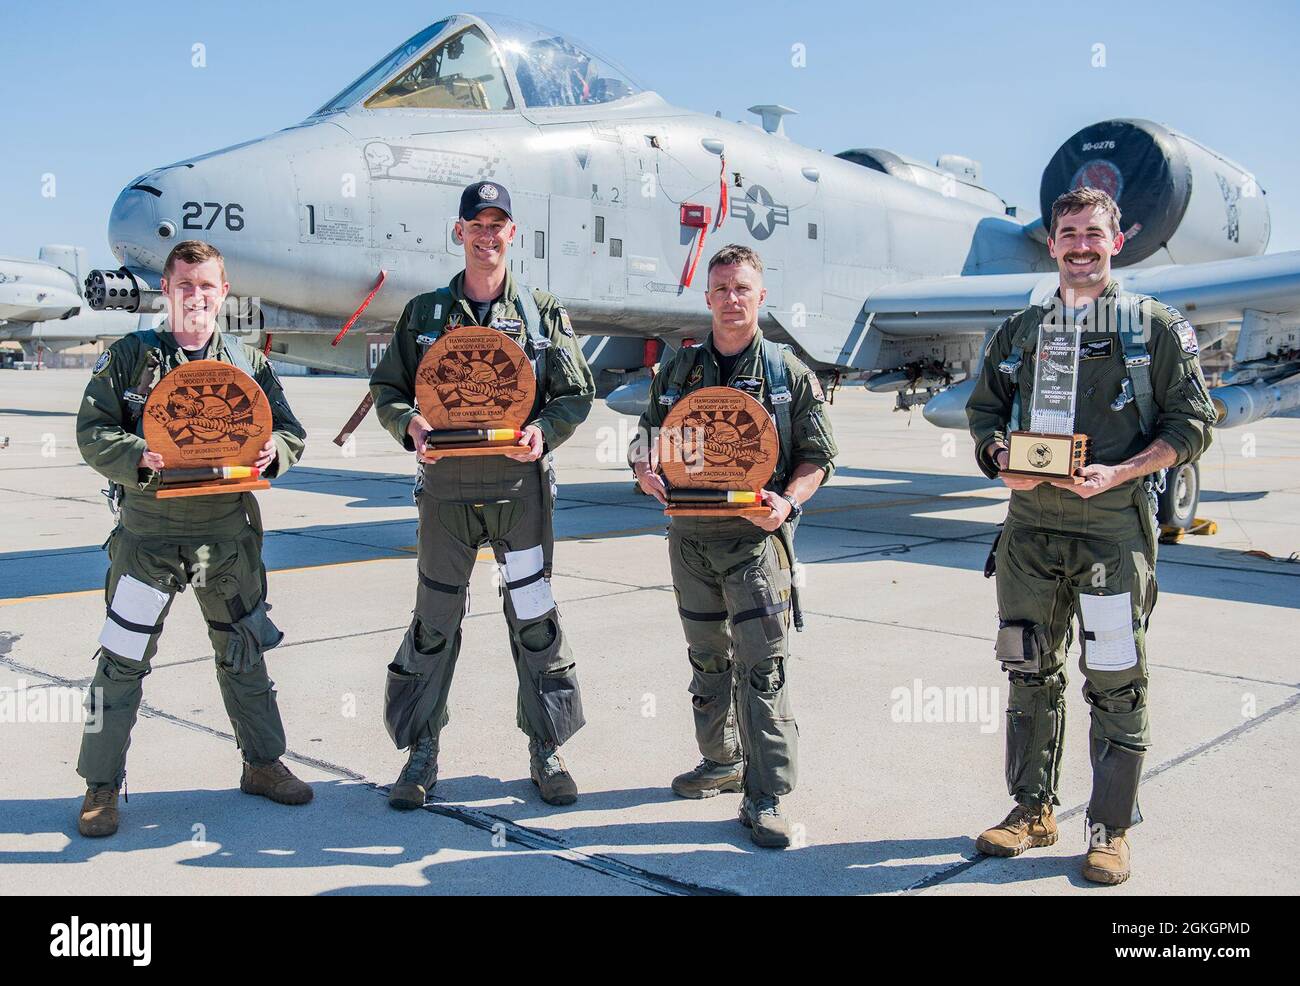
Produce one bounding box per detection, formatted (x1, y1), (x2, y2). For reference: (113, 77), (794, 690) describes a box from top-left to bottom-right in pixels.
(975, 802), (1058, 857)
(78, 786), (120, 838)
(1082, 825), (1131, 885)
(240, 760), (313, 805)
(529, 740), (577, 806)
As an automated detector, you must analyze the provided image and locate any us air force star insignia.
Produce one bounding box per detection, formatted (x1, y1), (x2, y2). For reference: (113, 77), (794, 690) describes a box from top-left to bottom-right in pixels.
(480, 183), (499, 200)
(93, 351), (112, 376)
(1173, 320), (1199, 355)
(686, 365), (703, 387)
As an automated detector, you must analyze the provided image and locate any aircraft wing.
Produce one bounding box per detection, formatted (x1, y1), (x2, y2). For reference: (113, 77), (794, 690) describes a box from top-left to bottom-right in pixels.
(861, 249), (1300, 343)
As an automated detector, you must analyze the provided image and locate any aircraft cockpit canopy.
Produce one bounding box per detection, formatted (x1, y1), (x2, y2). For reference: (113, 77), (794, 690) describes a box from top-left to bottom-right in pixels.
(488, 14), (643, 107)
(313, 13), (644, 115)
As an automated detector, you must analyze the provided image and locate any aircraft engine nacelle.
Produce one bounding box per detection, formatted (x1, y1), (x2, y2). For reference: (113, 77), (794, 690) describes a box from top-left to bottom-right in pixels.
(1039, 119), (1270, 267)
(837, 148), (1008, 214)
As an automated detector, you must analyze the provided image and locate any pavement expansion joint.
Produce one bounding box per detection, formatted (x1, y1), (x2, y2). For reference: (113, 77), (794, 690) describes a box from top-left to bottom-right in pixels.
(904, 689), (1300, 893)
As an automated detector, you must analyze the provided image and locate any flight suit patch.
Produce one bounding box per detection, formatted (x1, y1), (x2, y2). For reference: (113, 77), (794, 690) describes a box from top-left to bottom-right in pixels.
(686, 365), (704, 387)
(558, 308), (574, 336)
(732, 375), (763, 396)
(1173, 320), (1199, 355)
(1080, 339), (1114, 360)
(809, 374), (826, 401)
(93, 351), (112, 376)
(492, 317), (523, 332)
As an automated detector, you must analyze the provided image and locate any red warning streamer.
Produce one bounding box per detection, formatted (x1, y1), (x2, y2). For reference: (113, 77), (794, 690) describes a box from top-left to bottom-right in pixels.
(331, 269), (388, 347)
(714, 154), (728, 231)
(679, 203), (712, 289)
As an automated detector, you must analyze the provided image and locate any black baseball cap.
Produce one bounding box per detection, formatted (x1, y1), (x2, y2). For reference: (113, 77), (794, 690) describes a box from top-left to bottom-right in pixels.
(459, 181), (513, 221)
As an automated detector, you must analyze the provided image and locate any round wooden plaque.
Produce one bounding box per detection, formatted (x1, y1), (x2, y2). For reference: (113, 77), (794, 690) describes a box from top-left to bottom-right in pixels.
(142, 359), (271, 468)
(657, 386), (779, 491)
(415, 326), (537, 431)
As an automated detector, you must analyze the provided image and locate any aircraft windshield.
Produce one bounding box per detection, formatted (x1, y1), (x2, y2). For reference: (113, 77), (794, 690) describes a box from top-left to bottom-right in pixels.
(487, 15), (643, 107)
(316, 20), (450, 114)
(365, 25), (514, 110)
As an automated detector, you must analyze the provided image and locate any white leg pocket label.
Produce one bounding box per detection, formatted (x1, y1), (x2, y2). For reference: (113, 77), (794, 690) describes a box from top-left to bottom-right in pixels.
(1079, 592), (1138, 672)
(502, 545), (555, 621)
(99, 574), (170, 662)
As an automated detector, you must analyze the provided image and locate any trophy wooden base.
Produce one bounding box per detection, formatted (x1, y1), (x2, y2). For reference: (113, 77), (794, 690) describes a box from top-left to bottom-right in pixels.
(664, 505), (771, 518)
(1001, 431), (1089, 483)
(425, 444), (524, 458)
(155, 478), (270, 499)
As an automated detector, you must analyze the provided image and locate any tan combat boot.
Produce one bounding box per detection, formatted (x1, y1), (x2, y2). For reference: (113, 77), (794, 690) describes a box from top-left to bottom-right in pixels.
(240, 760), (314, 805)
(78, 786), (120, 838)
(671, 758), (743, 799)
(1082, 825), (1131, 885)
(738, 795), (792, 849)
(530, 740), (577, 806)
(975, 802), (1058, 857)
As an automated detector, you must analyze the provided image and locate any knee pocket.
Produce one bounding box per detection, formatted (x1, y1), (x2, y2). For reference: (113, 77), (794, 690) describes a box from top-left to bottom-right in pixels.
(385, 619), (456, 748)
(97, 650), (151, 682)
(518, 616), (557, 652)
(748, 657), (785, 694)
(517, 622), (584, 747)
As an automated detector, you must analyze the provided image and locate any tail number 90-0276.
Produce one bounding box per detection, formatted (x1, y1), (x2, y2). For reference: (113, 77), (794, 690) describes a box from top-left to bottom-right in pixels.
(182, 201), (245, 232)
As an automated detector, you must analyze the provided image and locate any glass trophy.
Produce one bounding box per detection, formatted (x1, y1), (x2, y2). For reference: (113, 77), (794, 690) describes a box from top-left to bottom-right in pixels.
(1002, 325), (1090, 483)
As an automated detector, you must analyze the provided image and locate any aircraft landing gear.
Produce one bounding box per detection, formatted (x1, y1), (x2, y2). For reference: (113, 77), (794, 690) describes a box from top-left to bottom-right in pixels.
(1157, 461), (1218, 542)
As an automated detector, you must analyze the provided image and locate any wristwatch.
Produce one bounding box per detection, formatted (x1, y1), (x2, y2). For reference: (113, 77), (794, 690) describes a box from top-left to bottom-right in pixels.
(780, 492), (803, 520)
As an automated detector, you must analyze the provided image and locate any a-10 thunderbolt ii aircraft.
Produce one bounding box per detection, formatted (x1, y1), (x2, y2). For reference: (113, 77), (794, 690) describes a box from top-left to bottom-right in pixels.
(0, 246), (140, 364)
(86, 11), (1300, 527)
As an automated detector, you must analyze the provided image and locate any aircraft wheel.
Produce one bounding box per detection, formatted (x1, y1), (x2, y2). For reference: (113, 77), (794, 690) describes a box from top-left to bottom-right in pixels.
(1157, 461), (1199, 530)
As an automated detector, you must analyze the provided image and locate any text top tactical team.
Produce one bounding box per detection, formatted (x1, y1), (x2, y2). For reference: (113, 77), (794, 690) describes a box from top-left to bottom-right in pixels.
(71, 180), (1213, 880)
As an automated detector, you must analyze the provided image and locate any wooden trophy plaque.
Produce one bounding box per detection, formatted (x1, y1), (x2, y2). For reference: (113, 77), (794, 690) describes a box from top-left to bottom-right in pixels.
(657, 386), (779, 517)
(1001, 324), (1089, 484)
(415, 326), (537, 457)
(143, 359), (272, 498)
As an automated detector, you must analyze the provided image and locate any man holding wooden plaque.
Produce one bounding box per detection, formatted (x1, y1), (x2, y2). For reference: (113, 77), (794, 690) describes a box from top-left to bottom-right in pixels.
(629, 245), (837, 848)
(966, 188), (1217, 884)
(74, 241), (311, 838)
(370, 181), (595, 808)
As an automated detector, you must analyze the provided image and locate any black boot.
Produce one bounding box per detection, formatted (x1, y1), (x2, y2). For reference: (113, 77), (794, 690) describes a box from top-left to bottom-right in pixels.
(389, 729), (439, 810)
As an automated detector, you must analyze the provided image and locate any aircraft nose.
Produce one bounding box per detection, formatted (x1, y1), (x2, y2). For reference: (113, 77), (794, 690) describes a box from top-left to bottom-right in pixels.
(107, 178), (165, 272)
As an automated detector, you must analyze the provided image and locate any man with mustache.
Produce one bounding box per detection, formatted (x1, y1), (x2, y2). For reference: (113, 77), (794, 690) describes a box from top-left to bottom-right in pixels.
(966, 187), (1217, 884)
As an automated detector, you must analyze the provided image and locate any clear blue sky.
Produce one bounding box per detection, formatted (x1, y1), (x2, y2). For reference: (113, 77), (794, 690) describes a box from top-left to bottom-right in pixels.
(2, 0), (1297, 268)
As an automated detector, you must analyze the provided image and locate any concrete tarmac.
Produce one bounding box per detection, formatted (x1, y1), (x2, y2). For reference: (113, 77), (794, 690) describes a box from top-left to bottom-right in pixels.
(1, 369), (1296, 895)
